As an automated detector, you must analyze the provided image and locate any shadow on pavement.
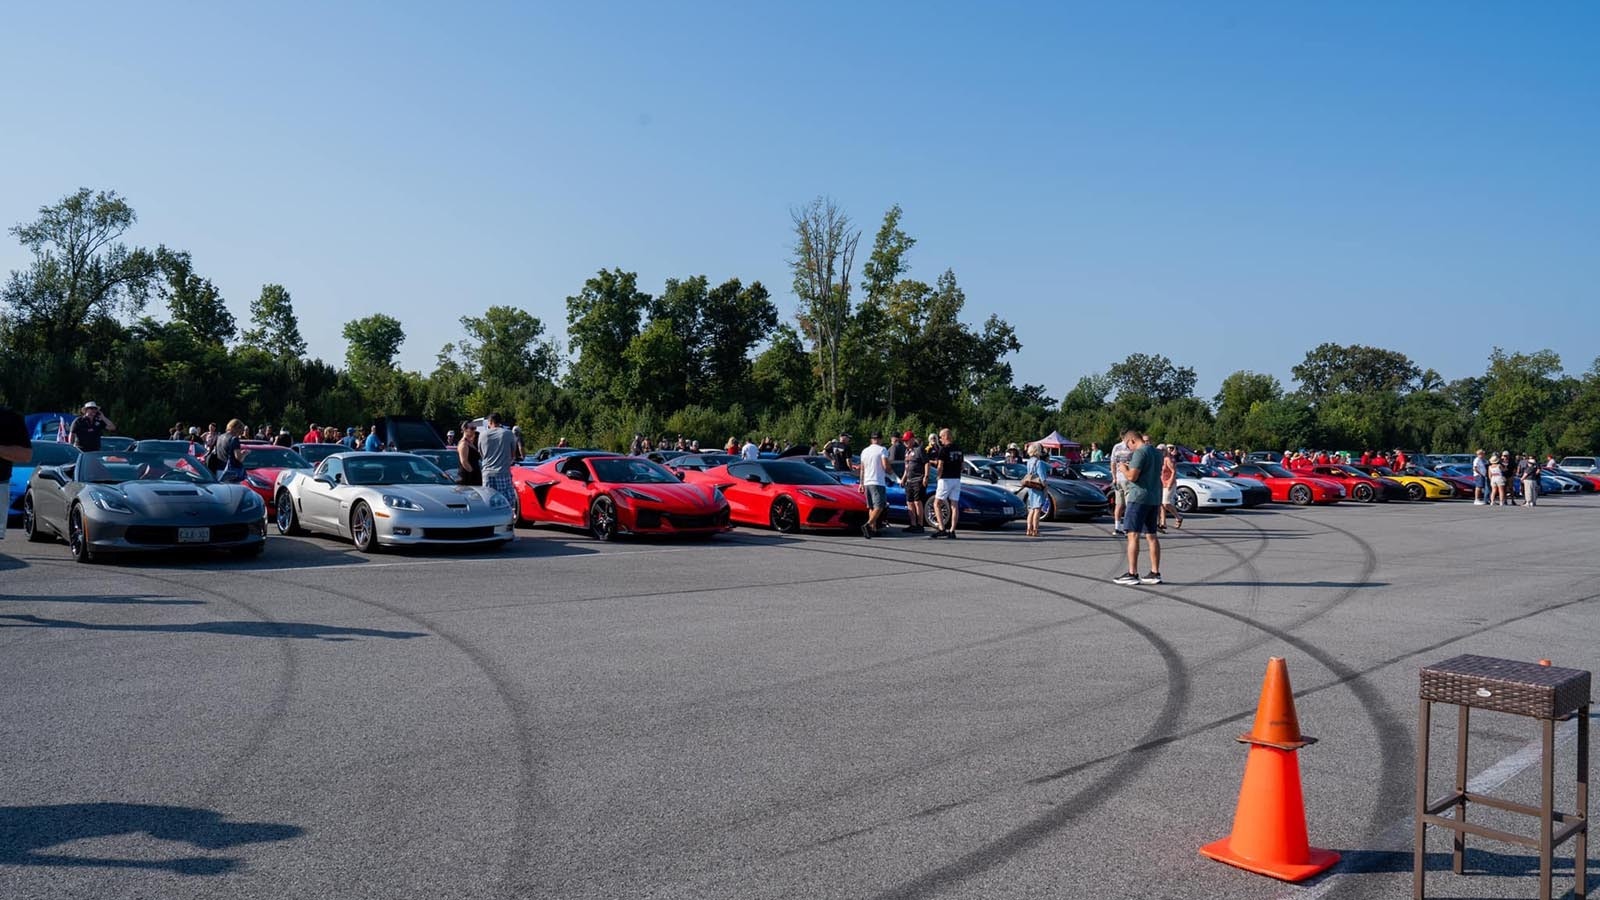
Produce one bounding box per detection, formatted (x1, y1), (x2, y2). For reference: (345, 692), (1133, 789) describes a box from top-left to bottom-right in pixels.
(0, 802), (302, 875)
(0, 594), (203, 606)
(0, 613), (425, 641)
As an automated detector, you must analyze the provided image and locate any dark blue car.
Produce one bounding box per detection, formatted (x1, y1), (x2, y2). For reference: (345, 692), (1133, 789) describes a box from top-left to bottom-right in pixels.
(8, 440), (80, 522)
(793, 455), (1025, 529)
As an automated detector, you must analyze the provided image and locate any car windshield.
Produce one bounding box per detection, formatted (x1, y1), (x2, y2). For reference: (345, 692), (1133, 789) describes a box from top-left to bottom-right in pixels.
(1079, 462), (1111, 479)
(767, 461), (844, 486)
(683, 453), (737, 468)
(591, 458), (679, 484)
(30, 441), (80, 466)
(343, 456), (453, 486)
(412, 450), (460, 470)
(241, 447), (311, 470)
(995, 462), (1030, 479)
(1325, 466), (1366, 478)
(78, 452), (215, 484)
(132, 440), (195, 454)
(1259, 464), (1296, 478)
(1562, 458), (1595, 467)
(297, 444), (341, 463)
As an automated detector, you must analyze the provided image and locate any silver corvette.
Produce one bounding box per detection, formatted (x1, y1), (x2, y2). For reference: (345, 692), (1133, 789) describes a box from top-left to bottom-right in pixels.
(21, 450), (267, 563)
(275, 452), (514, 552)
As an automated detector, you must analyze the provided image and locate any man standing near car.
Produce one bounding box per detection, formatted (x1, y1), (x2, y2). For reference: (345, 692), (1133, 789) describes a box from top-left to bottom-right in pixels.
(478, 413), (518, 517)
(0, 406), (31, 543)
(69, 402), (116, 451)
(900, 431), (926, 533)
(1114, 429), (1163, 586)
(927, 428), (965, 538)
(824, 433), (851, 473)
(857, 432), (889, 539)
(1472, 449), (1489, 505)
(1108, 436), (1133, 536)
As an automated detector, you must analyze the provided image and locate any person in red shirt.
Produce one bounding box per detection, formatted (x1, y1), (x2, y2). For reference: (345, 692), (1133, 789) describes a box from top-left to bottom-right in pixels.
(302, 423), (321, 444)
(1359, 450), (1371, 466)
(1393, 449), (1407, 470)
(1315, 451), (1329, 465)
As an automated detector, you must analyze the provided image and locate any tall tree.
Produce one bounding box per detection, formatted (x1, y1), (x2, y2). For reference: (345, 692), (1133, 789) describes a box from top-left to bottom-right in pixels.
(240, 284), (306, 358)
(1213, 370), (1282, 446)
(565, 268), (651, 400)
(861, 204), (915, 306)
(457, 306), (560, 387)
(342, 314), (406, 371)
(1291, 343), (1421, 398)
(698, 278), (777, 407)
(1106, 353), (1197, 405)
(156, 248), (235, 345)
(1476, 348), (1563, 451)
(790, 197), (860, 408)
(1, 188), (159, 350)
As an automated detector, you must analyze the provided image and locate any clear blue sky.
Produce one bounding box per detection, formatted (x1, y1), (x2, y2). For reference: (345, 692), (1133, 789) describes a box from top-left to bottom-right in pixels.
(3, 2), (1595, 399)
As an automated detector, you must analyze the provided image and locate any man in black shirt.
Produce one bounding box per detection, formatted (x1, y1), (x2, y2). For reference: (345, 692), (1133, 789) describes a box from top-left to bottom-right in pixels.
(927, 427), (966, 537)
(899, 431), (926, 533)
(68, 402), (116, 451)
(824, 433), (851, 472)
(0, 406), (31, 542)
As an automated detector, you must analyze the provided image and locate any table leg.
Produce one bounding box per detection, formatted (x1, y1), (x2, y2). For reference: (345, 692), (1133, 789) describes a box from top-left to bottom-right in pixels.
(1542, 717), (1555, 900)
(1578, 706), (1589, 897)
(1416, 698), (1431, 900)
(1455, 704), (1469, 874)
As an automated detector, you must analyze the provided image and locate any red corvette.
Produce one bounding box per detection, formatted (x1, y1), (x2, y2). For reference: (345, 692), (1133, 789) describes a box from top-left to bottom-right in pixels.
(239, 443), (314, 515)
(1227, 463), (1346, 505)
(513, 452), (729, 541)
(1309, 464), (1405, 503)
(683, 459), (867, 533)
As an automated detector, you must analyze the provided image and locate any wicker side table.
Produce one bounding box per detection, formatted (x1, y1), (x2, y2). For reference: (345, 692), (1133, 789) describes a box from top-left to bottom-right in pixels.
(1414, 654), (1590, 900)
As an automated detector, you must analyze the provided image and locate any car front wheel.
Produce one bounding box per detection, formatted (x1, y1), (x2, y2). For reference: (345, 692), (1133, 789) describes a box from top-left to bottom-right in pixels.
(22, 491), (49, 543)
(276, 490), (303, 535)
(1406, 483), (1426, 501)
(1288, 484), (1312, 505)
(68, 505), (96, 564)
(351, 501), (380, 553)
(771, 496), (800, 533)
(1353, 482), (1374, 502)
(1175, 487), (1197, 514)
(589, 496), (618, 541)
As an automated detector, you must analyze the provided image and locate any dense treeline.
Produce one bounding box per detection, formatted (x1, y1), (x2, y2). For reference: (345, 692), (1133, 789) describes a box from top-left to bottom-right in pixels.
(3, 188), (1598, 455)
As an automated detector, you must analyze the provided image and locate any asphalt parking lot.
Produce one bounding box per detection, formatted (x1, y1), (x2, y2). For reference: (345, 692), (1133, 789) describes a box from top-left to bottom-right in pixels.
(1, 496), (1596, 900)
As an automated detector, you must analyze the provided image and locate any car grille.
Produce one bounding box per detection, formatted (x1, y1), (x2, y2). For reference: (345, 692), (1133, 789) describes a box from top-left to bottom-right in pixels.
(663, 512), (724, 529)
(125, 524), (251, 545)
(421, 526), (497, 541)
(805, 508), (835, 525)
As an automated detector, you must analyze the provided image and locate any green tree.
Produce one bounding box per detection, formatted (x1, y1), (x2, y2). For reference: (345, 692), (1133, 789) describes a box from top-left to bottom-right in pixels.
(1, 188), (159, 351)
(156, 248), (235, 345)
(790, 196), (860, 407)
(1291, 343), (1421, 398)
(342, 314), (406, 371)
(1106, 353), (1197, 406)
(1475, 348), (1563, 451)
(751, 324), (813, 411)
(1213, 371), (1282, 448)
(458, 305), (560, 387)
(565, 268), (651, 400)
(240, 284), (306, 358)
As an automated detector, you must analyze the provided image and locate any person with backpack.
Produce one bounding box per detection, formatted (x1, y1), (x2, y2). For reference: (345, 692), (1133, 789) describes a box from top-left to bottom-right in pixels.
(214, 420), (246, 483)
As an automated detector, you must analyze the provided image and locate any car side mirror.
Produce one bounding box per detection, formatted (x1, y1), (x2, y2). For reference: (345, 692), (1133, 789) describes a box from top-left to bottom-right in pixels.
(745, 473), (765, 484)
(676, 472), (685, 481)
(564, 470), (586, 482)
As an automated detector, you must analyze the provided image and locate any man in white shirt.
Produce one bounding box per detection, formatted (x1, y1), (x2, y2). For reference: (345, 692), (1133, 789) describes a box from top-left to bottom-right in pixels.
(741, 438), (760, 461)
(857, 431), (889, 539)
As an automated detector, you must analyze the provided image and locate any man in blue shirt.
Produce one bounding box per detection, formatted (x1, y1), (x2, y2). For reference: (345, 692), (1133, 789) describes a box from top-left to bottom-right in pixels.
(1113, 429), (1164, 586)
(363, 422), (383, 452)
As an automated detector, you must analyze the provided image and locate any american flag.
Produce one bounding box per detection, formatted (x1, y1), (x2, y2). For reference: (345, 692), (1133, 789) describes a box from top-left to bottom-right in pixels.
(56, 416), (68, 442)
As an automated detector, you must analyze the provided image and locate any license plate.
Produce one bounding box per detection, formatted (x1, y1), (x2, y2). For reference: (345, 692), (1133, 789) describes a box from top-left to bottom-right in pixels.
(178, 527), (210, 543)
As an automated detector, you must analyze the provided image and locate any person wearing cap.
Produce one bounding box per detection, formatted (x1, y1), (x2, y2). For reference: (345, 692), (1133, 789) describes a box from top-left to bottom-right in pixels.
(1004, 442), (1022, 464)
(68, 402), (116, 451)
(899, 431), (926, 533)
(857, 432), (889, 538)
(273, 428), (293, 448)
(339, 427), (357, 449)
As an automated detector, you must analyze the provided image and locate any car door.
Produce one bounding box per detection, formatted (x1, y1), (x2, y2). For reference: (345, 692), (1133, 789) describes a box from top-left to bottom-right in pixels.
(33, 464), (72, 536)
(543, 458), (594, 524)
(722, 462), (770, 521)
(299, 458), (346, 533)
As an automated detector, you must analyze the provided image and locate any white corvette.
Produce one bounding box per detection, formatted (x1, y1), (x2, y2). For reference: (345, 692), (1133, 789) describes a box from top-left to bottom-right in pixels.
(274, 452), (514, 552)
(1171, 474), (1243, 513)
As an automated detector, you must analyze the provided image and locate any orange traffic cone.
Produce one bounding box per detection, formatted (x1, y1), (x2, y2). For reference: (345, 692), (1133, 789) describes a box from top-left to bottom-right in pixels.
(1200, 657), (1340, 882)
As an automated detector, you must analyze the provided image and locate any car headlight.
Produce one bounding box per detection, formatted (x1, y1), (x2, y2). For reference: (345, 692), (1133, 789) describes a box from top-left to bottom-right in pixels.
(89, 492), (134, 515)
(381, 494), (421, 511)
(616, 487), (662, 503)
(245, 474), (272, 489)
(798, 489), (832, 500)
(488, 493), (510, 509)
(240, 491), (264, 512)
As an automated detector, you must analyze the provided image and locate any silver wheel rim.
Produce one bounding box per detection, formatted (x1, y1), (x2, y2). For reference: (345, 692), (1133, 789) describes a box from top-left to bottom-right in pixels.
(276, 495), (293, 532)
(353, 506), (372, 548)
(1291, 486), (1309, 504)
(1178, 490), (1194, 513)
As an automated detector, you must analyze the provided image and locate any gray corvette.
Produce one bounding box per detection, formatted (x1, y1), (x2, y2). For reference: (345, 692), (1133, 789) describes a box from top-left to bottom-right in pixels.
(21, 450), (268, 562)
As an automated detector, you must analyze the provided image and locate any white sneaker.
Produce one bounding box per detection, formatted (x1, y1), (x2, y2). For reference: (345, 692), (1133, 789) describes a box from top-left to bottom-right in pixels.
(1474, 500), (1485, 506)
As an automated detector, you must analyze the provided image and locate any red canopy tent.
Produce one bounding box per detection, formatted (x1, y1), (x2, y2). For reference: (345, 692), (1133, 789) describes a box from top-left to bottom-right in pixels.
(1036, 430), (1081, 462)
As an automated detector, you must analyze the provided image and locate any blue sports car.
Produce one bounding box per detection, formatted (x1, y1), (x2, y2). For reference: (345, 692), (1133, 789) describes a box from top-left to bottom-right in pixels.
(9, 440), (80, 522)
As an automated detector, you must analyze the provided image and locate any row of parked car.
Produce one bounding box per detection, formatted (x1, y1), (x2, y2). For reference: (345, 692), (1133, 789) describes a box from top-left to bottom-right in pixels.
(9, 437), (1598, 561)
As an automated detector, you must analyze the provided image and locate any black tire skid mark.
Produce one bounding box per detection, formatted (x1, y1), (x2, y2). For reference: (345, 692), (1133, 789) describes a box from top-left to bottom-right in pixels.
(762, 540), (1195, 900)
(153, 567), (549, 900)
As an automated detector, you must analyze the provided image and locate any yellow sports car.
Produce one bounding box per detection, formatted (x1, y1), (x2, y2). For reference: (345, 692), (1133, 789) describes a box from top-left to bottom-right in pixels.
(1354, 465), (1454, 500)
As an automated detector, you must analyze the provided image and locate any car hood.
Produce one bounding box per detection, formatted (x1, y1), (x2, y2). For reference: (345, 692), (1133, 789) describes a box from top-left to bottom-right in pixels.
(786, 483), (863, 504)
(1046, 478), (1106, 501)
(959, 483), (1025, 508)
(362, 484), (501, 513)
(87, 481), (253, 516)
(1184, 477), (1242, 496)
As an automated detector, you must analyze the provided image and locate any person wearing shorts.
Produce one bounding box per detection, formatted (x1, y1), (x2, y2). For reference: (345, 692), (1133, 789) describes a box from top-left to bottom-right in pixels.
(928, 428), (965, 538)
(1108, 438), (1132, 535)
(857, 432), (889, 538)
(1471, 449), (1488, 505)
(1113, 429), (1163, 586)
(900, 431), (926, 533)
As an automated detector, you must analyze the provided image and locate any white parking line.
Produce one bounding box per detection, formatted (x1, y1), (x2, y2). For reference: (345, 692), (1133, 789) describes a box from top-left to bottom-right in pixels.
(1276, 716), (1581, 899)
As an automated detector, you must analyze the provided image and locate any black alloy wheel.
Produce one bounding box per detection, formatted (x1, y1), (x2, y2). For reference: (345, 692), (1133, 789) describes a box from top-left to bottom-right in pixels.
(1406, 482), (1426, 501)
(22, 491), (48, 542)
(589, 496), (618, 541)
(68, 505), (96, 563)
(770, 496), (800, 533)
(1353, 482), (1374, 503)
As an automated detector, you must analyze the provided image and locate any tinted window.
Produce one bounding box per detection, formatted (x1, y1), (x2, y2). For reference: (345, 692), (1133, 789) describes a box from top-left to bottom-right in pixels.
(298, 444), (341, 463)
(592, 458), (679, 484)
(78, 452), (215, 484)
(241, 447), (312, 469)
(1258, 464), (1295, 478)
(766, 461), (843, 486)
(30, 441), (80, 466)
(344, 456), (452, 486)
